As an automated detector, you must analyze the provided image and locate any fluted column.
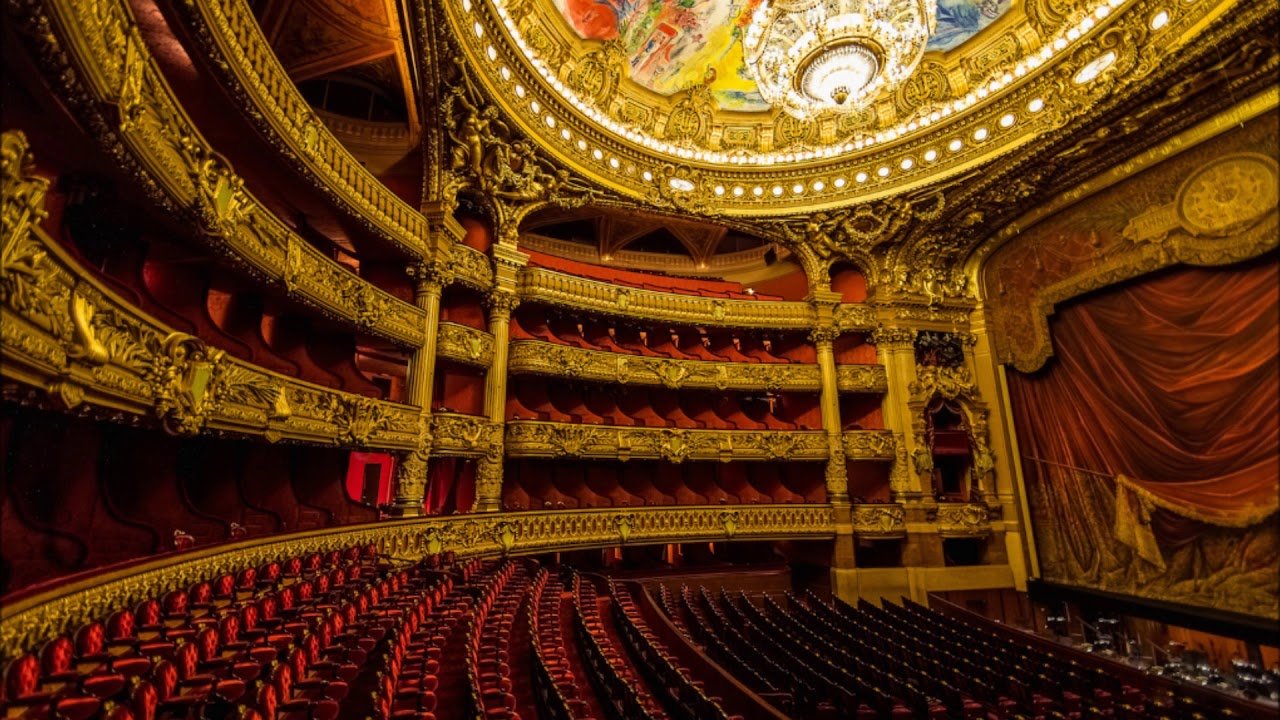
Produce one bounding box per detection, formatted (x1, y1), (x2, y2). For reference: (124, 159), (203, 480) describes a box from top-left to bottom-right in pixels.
(811, 326), (849, 506)
(874, 327), (928, 502)
(474, 288), (519, 512)
(387, 262), (451, 518)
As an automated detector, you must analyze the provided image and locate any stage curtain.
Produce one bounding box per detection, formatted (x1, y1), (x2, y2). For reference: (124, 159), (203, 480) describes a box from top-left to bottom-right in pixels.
(1007, 258), (1278, 568)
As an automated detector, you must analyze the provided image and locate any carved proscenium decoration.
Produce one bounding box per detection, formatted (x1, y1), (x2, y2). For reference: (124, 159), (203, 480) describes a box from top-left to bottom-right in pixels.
(907, 364), (996, 500)
(852, 503), (908, 538)
(933, 502), (992, 537)
(444, 61), (599, 244)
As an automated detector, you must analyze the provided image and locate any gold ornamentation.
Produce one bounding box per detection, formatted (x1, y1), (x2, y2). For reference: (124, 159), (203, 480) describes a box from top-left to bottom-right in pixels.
(0, 188), (422, 450)
(908, 366), (978, 402)
(430, 413), (503, 457)
(507, 340), (885, 392)
(933, 502), (992, 537)
(505, 420), (894, 462)
(568, 41), (624, 106)
(852, 503), (907, 537)
(1176, 154), (1278, 237)
(13, 0), (427, 347)
(437, 322), (495, 368)
(1, 131), (49, 252)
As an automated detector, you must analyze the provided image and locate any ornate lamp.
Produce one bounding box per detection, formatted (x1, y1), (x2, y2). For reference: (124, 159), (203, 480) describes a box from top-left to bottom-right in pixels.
(743, 0), (937, 120)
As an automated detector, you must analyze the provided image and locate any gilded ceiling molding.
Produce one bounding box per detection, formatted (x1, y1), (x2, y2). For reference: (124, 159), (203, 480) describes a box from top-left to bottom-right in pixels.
(981, 117), (1279, 372)
(517, 267), (877, 331)
(507, 340), (888, 394)
(436, 322), (495, 368)
(5, 0), (425, 347)
(1, 132), (422, 450)
(504, 420), (894, 463)
(0, 502), (834, 658)
(442, 59), (607, 246)
(435, 0), (1247, 215)
(939, 15), (1279, 289)
(166, 0), (439, 259)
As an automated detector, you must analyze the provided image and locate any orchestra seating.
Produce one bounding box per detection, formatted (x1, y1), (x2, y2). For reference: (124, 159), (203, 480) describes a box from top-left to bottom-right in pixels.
(3, 551), (1262, 720)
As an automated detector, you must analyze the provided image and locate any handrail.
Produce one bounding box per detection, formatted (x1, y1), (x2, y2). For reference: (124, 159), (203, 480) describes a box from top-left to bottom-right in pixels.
(9, 0), (426, 346)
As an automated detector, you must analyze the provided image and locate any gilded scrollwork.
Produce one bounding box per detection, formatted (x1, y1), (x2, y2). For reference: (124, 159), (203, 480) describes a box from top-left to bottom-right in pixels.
(507, 340), (887, 392)
(519, 266), (869, 330)
(437, 322), (495, 368)
(10, 0), (426, 348)
(1, 162), (422, 450)
(430, 413), (504, 457)
(933, 502), (993, 537)
(504, 421), (893, 462)
(851, 503), (908, 538)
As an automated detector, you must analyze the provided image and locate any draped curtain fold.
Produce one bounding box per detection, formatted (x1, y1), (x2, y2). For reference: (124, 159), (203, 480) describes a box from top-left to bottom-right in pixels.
(1008, 258), (1279, 568)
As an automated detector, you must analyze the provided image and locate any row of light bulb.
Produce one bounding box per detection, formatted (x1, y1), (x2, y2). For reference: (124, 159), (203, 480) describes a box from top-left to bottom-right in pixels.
(465, 0), (1178, 197)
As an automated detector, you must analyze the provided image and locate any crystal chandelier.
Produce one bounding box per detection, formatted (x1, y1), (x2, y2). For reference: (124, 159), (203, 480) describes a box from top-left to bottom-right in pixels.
(743, 0), (937, 120)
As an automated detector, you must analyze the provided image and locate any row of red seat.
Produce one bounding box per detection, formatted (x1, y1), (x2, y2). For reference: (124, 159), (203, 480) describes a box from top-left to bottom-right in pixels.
(527, 569), (593, 720)
(462, 562), (531, 719)
(508, 382), (821, 430)
(0, 544), (411, 720)
(607, 582), (736, 720)
(570, 573), (665, 720)
(511, 313), (811, 365)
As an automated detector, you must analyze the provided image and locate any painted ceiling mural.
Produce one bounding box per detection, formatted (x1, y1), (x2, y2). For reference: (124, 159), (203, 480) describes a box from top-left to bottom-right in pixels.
(551, 0), (1012, 112)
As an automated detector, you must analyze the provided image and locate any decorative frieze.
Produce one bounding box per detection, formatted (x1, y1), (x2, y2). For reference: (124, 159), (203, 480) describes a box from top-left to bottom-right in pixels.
(851, 503), (908, 538)
(504, 421), (894, 462)
(933, 502), (993, 537)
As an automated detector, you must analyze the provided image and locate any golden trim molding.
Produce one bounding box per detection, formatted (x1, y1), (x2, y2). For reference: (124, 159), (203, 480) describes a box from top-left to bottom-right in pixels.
(437, 322), (495, 368)
(2, 134), (422, 449)
(508, 340), (887, 393)
(518, 267), (877, 330)
(167, 0), (436, 259)
(0, 503), (834, 658)
(504, 420), (894, 462)
(9, 0), (425, 347)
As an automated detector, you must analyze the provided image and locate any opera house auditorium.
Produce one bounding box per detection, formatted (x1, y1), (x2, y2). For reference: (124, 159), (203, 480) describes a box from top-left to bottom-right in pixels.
(0, 0), (1276, 717)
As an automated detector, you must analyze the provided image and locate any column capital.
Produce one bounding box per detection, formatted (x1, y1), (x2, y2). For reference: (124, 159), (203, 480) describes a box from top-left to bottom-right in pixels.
(485, 288), (521, 316)
(406, 261), (454, 297)
(808, 326), (840, 347)
(869, 325), (917, 347)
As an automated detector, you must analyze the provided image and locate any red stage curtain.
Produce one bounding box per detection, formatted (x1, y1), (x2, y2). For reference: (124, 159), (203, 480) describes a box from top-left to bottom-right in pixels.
(1007, 258), (1278, 568)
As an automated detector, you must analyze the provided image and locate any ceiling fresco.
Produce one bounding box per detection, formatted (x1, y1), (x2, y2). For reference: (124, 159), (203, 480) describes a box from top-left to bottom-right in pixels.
(551, 0), (1013, 112)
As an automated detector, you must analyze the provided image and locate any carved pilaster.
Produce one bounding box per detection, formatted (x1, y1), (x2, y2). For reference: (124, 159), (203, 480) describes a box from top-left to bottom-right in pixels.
(473, 441), (505, 513)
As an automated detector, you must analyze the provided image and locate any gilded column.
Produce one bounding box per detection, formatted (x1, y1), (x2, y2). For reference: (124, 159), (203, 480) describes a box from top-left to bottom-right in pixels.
(811, 326), (849, 506)
(874, 326), (927, 502)
(474, 289), (518, 513)
(387, 262), (451, 518)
